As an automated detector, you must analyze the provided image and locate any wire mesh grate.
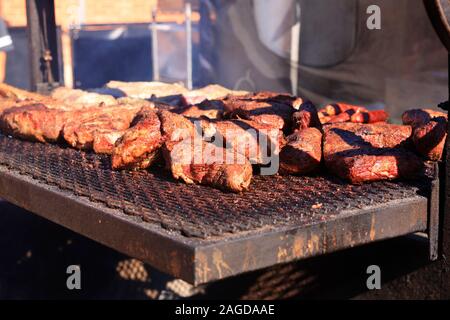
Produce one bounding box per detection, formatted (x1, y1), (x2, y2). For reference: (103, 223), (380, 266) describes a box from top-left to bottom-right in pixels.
(0, 135), (430, 239)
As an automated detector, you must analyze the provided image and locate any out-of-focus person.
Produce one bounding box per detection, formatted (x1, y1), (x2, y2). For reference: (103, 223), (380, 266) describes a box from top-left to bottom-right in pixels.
(0, 17), (13, 83)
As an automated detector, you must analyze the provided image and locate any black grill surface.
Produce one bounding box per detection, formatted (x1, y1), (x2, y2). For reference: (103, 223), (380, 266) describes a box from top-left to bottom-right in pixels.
(0, 135), (430, 239)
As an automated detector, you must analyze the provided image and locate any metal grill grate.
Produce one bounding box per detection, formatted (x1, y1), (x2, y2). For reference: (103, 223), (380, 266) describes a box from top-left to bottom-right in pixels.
(0, 135), (430, 239)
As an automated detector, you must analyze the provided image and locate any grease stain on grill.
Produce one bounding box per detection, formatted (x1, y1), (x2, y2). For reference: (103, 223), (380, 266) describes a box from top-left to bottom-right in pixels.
(0, 135), (430, 240)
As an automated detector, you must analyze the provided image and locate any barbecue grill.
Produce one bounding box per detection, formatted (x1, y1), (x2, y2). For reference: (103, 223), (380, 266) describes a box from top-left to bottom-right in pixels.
(0, 0), (448, 296)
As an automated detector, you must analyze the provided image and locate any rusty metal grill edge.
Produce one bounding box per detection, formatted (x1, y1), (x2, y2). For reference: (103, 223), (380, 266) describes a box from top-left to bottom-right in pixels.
(0, 135), (432, 284)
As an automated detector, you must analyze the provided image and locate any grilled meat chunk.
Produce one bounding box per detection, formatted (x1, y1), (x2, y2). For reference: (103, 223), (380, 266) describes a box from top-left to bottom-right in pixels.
(0, 98), (42, 115)
(292, 101), (321, 131)
(0, 83), (76, 111)
(222, 92), (298, 130)
(178, 100), (225, 119)
(63, 105), (141, 151)
(323, 123), (423, 183)
(402, 109), (448, 161)
(280, 128), (322, 175)
(63, 114), (129, 150)
(239, 91), (303, 109)
(0, 104), (71, 142)
(402, 109), (447, 161)
(0, 104), (69, 142)
(116, 97), (156, 109)
(159, 110), (252, 192)
(111, 107), (163, 169)
(199, 118), (284, 165)
(93, 130), (127, 154)
(412, 118), (447, 161)
(51, 87), (117, 107)
(402, 109), (447, 127)
(105, 80), (187, 106)
(181, 84), (247, 105)
(0, 83), (52, 101)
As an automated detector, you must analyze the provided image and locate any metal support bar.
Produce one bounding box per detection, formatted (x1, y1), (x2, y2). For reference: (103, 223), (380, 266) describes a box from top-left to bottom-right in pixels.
(428, 163), (440, 260)
(151, 6), (159, 81)
(441, 53), (450, 299)
(26, 0), (60, 93)
(185, 1), (193, 90)
(289, 2), (300, 96)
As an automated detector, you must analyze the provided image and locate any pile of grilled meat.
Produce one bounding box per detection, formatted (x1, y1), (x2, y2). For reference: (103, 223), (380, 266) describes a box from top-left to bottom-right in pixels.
(0, 82), (447, 192)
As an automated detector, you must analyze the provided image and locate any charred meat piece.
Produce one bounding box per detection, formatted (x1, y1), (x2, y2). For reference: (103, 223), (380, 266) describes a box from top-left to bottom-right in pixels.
(63, 105), (141, 151)
(165, 138), (253, 192)
(199, 118), (284, 165)
(51, 87), (117, 107)
(0, 104), (70, 143)
(238, 91), (303, 109)
(159, 110), (253, 192)
(158, 110), (197, 144)
(0, 83), (52, 101)
(181, 84), (248, 105)
(280, 128), (322, 175)
(221, 92), (298, 130)
(323, 122), (423, 183)
(63, 114), (130, 150)
(402, 109), (447, 127)
(93, 130), (127, 154)
(402, 109), (448, 161)
(412, 118), (447, 161)
(0, 83), (75, 111)
(292, 101), (321, 131)
(111, 107), (163, 170)
(178, 100), (225, 119)
(117, 97), (156, 109)
(0, 98), (44, 115)
(318, 111), (332, 124)
(105, 80), (188, 106)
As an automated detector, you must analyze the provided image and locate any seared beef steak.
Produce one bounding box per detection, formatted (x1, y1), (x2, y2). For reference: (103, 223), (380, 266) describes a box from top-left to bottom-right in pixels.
(0, 104), (70, 143)
(292, 101), (321, 131)
(159, 110), (252, 192)
(221, 92), (298, 130)
(111, 107), (163, 170)
(323, 123), (423, 183)
(62, 104), (142, 151)
(199, 118), (284, 165)
(51, 87), (117, 107)
(280, 128), (322, 175)
(402, 109), (448, 161)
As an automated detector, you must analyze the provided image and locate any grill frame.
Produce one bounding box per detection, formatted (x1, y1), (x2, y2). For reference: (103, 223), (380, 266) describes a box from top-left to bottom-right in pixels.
(0, 136), (434, 285)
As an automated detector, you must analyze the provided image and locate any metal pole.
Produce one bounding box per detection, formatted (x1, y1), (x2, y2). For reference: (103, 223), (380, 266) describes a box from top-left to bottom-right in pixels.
(442, 53), (450, 299)
(151, 6), (159, 81)
(185, 1), (193, 90)
(290, 1), (300, 96)
(26, 0), (60, 93)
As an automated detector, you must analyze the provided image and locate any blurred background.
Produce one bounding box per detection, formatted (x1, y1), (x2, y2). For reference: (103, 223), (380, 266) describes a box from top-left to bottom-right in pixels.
(0, 0), (448, 299)
(0, 0), (447, 119)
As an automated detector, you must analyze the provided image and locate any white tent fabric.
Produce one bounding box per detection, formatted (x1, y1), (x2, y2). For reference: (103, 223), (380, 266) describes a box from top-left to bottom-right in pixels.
(200, 0), (447, 118)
